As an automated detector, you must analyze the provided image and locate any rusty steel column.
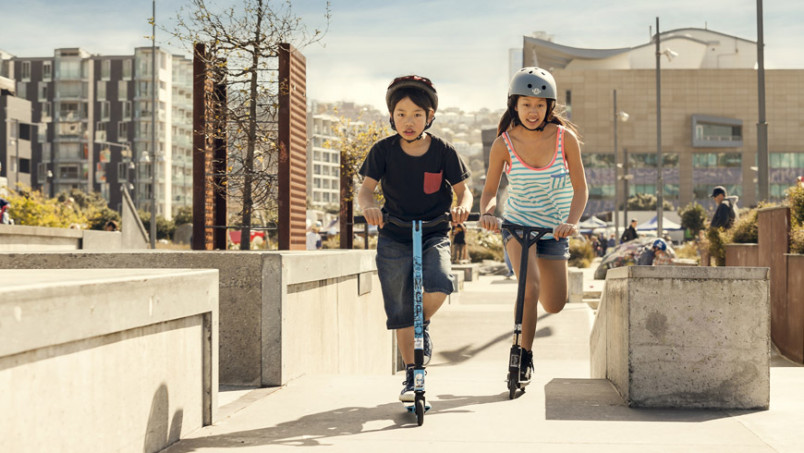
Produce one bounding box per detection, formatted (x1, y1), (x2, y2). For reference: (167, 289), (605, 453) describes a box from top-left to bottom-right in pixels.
(277, 43), (307, 250)
(339, 154), (354, 249)
(192, 43), (211, 250)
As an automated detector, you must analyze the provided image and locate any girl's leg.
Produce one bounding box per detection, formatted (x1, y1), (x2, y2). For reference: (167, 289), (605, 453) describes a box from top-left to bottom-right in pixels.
(536, 258), (568, 314)
(506, 238), (542, 350)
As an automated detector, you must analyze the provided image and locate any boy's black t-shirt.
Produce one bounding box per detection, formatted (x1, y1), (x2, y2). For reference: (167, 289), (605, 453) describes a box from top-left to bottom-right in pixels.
(359, 134), (471, 243)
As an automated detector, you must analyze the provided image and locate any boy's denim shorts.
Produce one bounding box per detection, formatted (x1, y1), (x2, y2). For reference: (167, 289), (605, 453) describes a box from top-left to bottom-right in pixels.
(375, 234), (455, 330)
(501, 227), (570, 261)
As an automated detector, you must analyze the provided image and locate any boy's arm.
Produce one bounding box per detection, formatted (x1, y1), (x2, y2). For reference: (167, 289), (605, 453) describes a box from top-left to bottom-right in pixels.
(357, 176), (384, 228)
(451, 180), (472, 224)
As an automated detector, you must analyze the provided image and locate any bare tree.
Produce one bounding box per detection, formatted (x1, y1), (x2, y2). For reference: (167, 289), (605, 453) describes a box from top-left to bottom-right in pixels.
(171, 0), (329, 249)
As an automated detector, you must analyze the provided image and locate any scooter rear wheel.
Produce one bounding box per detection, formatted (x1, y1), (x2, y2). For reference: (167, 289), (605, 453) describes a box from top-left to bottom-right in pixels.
(415, 395), (425, 426)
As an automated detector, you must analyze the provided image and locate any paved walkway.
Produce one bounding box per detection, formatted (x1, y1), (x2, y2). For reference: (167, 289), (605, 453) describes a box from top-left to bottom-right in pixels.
(164, 265), (804, 453)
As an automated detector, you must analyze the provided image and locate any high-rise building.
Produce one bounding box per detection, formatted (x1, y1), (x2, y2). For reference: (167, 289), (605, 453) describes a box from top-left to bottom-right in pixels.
(306, 111), (340, 208)
(3, 47), (193, 218)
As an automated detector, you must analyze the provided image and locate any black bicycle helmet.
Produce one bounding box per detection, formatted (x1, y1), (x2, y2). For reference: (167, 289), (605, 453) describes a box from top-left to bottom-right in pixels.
(386, 75), (438, 113)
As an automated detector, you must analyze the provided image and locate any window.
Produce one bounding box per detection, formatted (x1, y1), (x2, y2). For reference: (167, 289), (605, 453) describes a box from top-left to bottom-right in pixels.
(691, 115), (742, 148)
(101, 60), (111, 80)
(43, 61), (52, 80)
(770, 153), (804, 169)
(692, 153), (742, 168)
(59, 164), (80, 179)
(16, 82), (26, 98)
(118, 80), (128, 100)
(97, 81), (106, 99)
(41, 102), (52, 121)
(18, 123), (32, 141)
(122, 101), (132, 119)
(100, 101), (110, 120)
(118, 122), (129, 139)
(20, 158), (31, 174)
(38, 123), (48, 143)
(56, 81), (87, 99)
(38, 83), (48, 101)
(96, 122), (107, 142)
(20, 61), (31, 80)
(122, 59), (132, 79)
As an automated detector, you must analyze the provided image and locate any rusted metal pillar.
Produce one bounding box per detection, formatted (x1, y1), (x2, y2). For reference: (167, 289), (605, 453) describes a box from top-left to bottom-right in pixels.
(277, 43), (307, 250)
(339, 152), (354, 249)
(192, 43), (227, 250)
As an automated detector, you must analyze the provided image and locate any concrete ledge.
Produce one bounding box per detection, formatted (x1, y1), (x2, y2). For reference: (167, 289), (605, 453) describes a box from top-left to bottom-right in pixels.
(452, 263), (480, 282)
(0, 250), (390, 387)
(591, 265), (770, 409)
(0, 268), (219, 453)
(568, 267), (583, 303)
(0, 224), (82, 251)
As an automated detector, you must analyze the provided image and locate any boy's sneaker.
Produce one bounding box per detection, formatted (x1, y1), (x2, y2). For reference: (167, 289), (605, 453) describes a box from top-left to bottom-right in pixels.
(423, 322), (432, 366)
(519, 349), (534, 385)
(399, 365), (415, 402)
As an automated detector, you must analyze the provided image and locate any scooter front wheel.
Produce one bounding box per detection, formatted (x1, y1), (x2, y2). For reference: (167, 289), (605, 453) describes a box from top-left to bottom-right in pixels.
(415, 395), (425, 426)
(507, 372), (517, 399)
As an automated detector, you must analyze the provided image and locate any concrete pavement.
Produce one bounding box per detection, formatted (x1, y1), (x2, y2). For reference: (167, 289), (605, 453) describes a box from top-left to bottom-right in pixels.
(163, 265), (804, 453)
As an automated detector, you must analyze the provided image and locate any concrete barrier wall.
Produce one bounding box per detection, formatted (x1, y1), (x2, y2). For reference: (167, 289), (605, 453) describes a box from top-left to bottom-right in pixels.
(0, 250), (389, 387)
(0, 268), (218, 453)
(0, 224), (127, 251)
(725, 243), (759, 267)
(591, 265), (770, 409)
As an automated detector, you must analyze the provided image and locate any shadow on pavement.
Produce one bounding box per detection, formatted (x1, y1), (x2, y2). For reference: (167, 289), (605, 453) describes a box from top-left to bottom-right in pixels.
(544, 378), (756, 422)
(163, 392), (510, 451)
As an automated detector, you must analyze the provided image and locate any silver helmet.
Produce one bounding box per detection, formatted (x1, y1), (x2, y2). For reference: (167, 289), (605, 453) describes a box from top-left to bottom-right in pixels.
(508, 67), (557, 100)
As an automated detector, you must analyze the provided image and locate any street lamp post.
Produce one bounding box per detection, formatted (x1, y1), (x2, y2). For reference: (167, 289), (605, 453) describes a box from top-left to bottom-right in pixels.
(613, 89), (629, 237)
(149, 0), (157, 249)
(756, 0), (769, 202)
(654, 17), (677, 238)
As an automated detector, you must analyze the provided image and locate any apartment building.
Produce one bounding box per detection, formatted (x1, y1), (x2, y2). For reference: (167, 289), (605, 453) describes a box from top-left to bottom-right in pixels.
(3, 47), (193, 218)
(306, 111), (341, 209)
(522, 28), (804, 216)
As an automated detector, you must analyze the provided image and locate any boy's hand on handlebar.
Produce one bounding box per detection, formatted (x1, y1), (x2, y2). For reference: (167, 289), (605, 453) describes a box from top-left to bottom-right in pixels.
(479, 214), (500, 232)
(450, 206), (469, 224)
(363, 207), (384, 228)
(553, 222), (577, 239)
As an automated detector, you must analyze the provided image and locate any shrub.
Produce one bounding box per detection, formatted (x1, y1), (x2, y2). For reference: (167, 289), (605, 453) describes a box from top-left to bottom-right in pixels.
(728, 208), (758, 244)
(679, 202), (707, 237)
(569, 237), (594, 268)
(707, 227), (726, 266)
(790, 227), (804, 254)
(674, 241), (700, 263)
(788, 184), (804, 227)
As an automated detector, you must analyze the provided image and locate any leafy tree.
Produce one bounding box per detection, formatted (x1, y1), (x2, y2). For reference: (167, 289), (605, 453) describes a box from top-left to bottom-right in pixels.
(678, 202), (707, 237)
(173, 206), (193, 226)
(171, 0), (330, 250)
(138, 210), (175, 241)
(6, 185), (88, 228)
(626, 193), (674, 211)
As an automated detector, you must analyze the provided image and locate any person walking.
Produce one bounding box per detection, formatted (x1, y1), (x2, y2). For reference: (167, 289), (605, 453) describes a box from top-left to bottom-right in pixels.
(357, 75), (472, 402)
(621, 218), (638, 243)
(709, 186), (738, 230)
(478, 67), (588, 385)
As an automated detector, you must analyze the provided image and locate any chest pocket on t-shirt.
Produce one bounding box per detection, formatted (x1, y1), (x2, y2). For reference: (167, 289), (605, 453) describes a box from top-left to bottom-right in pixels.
(550, 171), (569, 190)
(423, 171), (443, 194)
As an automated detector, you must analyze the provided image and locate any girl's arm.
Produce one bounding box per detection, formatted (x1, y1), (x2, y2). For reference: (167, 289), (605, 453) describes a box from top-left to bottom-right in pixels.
(357, 176), (384, 228)
(479, 137), (510, 231)
(555, 130), (588, 238)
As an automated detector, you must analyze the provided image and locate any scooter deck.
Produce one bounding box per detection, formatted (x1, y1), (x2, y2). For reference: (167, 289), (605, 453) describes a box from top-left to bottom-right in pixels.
(403, 402), (432, 412)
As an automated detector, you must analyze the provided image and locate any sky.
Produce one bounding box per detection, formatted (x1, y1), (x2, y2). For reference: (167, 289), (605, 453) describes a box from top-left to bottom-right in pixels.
(1, 0), (803, 112)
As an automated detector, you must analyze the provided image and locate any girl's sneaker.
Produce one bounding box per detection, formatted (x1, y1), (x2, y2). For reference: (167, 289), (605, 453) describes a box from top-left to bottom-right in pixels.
(520, 349), (534, 385)
(399, 365), (415, 402)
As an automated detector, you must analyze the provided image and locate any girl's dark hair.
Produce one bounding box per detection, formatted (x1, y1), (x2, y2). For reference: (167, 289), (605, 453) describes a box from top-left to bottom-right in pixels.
(387, 87), (435, 114)
(496, 95), (580, 139)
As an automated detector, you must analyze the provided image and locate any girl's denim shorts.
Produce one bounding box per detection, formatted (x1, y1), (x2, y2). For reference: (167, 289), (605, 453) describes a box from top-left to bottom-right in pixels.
(375, 234), (454, 329)
(501, 227), (570, 261)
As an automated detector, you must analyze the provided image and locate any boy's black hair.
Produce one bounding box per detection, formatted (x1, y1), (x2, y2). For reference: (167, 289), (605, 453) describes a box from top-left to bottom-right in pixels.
(387, 86), (435, 114)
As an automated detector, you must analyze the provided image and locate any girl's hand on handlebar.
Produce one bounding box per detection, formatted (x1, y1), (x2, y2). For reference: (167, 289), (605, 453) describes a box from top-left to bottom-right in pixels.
(363, 207), (384, 228)
(479, 214), (500, 232)
(450, 205), (469, 224)
(553, 222), (577, 239)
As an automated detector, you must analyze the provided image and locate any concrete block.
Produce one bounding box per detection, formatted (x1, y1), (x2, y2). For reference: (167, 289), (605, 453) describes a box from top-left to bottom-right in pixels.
(452, 263), (480, 282)
(568, 267), (583, 303)
(0, 250), (390, 387)
(590, 265), (770, 409)
(0, 268), (218, 453)
(451, 271), (465, 292)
